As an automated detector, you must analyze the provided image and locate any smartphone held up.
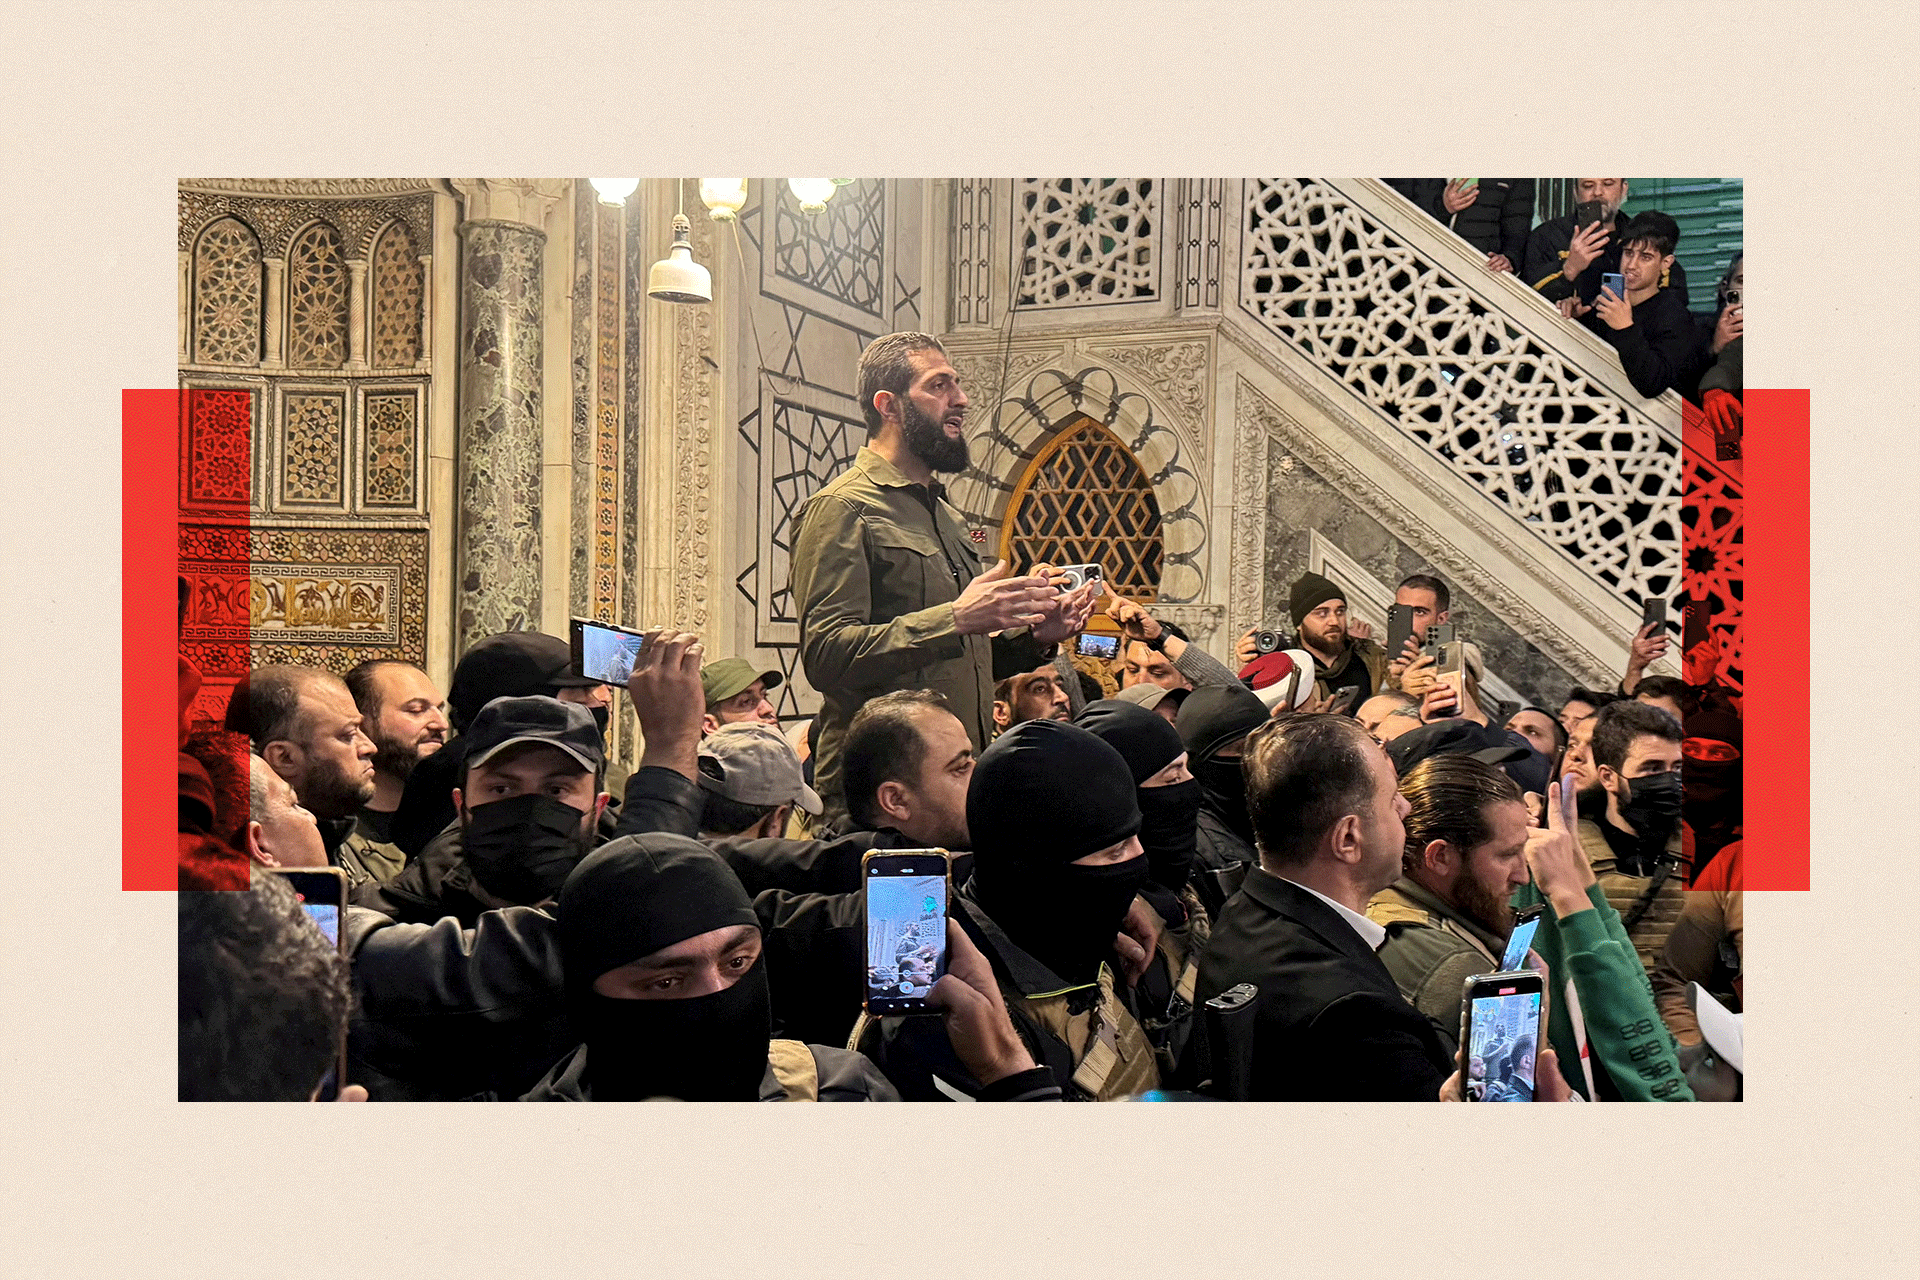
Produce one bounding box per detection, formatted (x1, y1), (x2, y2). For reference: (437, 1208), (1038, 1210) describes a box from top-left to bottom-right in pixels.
(1460, 969), (1545, 1102)
(863, 851), (953, 1016)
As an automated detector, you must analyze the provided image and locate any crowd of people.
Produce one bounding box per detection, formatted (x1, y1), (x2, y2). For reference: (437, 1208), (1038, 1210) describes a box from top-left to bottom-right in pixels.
(177, 325), (1743, 1103)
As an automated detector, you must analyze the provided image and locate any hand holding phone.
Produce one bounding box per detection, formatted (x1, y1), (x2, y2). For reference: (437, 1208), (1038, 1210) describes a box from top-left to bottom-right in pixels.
(1500, 905), (1544, 972)
(1075, 632), (1121, 661)
(925, 922), (1038, 1088)
(1459, 969), (1546, 1101)
(864, 851), (952, 1016)
(571, 616), (650, 686)
(1600, 272), (1626, 302)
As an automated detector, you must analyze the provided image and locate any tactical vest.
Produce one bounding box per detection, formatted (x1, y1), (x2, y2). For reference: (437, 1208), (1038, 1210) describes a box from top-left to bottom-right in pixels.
(765, 1039), (820, 1101)
(1579, 819), (1687, 973)
(1139, 887), (1208, 1080)
(1018, 963), (1161, 1101)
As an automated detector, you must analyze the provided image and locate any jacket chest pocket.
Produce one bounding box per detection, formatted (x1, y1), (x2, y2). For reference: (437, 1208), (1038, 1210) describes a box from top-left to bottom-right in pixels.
(866, 520), (961, 613)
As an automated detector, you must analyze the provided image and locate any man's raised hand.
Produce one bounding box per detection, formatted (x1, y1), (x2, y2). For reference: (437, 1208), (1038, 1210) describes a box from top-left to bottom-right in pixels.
(952, 559), (1056, 637)
(626, 629), (706, 779)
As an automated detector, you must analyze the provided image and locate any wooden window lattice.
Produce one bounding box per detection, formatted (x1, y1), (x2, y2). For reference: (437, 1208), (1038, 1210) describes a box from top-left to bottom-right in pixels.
(1001, 417), (1163, 603)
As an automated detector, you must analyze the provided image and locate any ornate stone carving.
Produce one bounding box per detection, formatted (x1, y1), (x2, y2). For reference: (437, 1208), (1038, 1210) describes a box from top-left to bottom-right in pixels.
(370, 221), (423, 368)
(951, 178), (994, 326)
(181, 179), (436, 197)
(280, 392), (345, 504)
(1173, 178), (1225, 310)
(362, 392), (417, 506)
(191, 218), (262, 367)
(771, 178), (886, 321)
(1015, 178), (1159, 307)
(946, 346), (1063, 421)
(286, 222), (349, 369)
(178, 187), (433, 260)
(1683, 438), (1742, 692)
(594, 200), (622, 623)
(1234, 375), (1620, 687)
(1084, 338), (1209, 462)
(671, 214), (716, 631)
(181, 388), (253, 509)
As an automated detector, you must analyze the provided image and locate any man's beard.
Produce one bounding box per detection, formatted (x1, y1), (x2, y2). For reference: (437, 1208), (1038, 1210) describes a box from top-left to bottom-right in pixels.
(369, 728), (431, 784)
(1575, 779), (1609, 820)
(901, 397), (969, 474)
(1451, 864), (1515, 937)
(301, 757), (376, 820)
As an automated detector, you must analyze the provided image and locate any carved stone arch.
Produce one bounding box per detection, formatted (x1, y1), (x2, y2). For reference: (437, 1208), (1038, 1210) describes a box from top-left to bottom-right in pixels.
(191, 215), (263, 366)
(946, 361), (1207, 604)
(368, 216), (424, 368)
(285, 218), (349, 369)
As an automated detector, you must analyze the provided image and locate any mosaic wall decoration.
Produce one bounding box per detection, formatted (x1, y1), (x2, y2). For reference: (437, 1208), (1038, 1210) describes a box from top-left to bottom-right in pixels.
(248, 526), (429, 670)
(192, 217), (262, 366)
(594, 200), (622, 622)
(279, 391), (345, 504)
(1015, 178), (1159, 307)
(181, 387), (254, 509)
(370, 221), (423, 368)
(362, 391), (418, 507)
(286, 221), (350, 369)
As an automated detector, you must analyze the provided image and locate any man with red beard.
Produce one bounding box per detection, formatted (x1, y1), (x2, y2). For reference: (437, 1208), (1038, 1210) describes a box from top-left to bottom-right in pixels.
(791, 332), (1098, 834)
(1287, 572), (1388, 705)
(1367, 754), (1535, 1060)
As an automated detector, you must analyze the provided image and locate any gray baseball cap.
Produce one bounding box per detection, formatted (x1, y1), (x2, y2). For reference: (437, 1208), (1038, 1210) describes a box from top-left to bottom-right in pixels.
(1115, 682), (1191, 714)
(697, 722), (822, 815)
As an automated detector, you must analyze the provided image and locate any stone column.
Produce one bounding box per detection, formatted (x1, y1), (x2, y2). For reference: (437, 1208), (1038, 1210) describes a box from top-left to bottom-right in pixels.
(177, 250), (190, 361)
(262, 257), (285, 367)
(415, 252), (433, 371)
(449, 180), (567, 654)
(346, 257), (369, 369)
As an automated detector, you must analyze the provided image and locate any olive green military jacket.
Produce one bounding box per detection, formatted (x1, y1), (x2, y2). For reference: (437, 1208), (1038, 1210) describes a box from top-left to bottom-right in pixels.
(790, 447), (1049, 832)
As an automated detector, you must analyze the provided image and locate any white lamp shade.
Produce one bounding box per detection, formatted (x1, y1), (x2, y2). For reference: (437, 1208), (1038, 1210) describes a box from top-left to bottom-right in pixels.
(647, 213), (712, 304)
(589, 177), (639, 205)
(787, 177), (836, 213)
(699, 178), (748, 220)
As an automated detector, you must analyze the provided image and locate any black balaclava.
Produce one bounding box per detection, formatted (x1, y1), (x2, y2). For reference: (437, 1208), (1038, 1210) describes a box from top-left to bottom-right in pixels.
(965, 720), (1145, 986)
(1176, 684), (1272, 848)
(1682, 709), (1743, 833)
(557, 834), (769, 1101)
(462, 793), (593, 904)
(1076, 699), (1199, 893)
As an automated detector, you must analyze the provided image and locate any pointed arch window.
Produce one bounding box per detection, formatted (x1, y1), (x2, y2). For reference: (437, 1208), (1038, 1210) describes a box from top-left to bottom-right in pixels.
(286, 221), (349, 368)
(192, 217), (262, 366)
(1000, 415), (1163, 603)
(370, 221), (423, 368)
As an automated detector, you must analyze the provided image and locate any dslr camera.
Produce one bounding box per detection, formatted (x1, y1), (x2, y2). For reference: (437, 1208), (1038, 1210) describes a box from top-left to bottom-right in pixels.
(1252, 629), (1284, 655)
(1056, 564), (1103, 592)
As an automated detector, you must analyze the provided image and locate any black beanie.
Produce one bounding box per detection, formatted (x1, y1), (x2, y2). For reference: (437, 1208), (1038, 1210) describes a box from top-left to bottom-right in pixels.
(1683, 709), (1743, 752)
(1289, 571), (1345, 627)
(557, 834), (758, 992)
(966, 719), (1141, 865)
(447, 632), (597, 732)
(1074, 699), (1185, 785)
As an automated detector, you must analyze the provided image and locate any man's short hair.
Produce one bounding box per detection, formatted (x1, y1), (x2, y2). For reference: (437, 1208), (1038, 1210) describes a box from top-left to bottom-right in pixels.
(1563, 686), (1620, 714)
(844, 689), (952, 830)
(343, 658), (421, 722)
(1634, 675), (1691, 708)
(1621, 210), (1680, 258)
(1590, 698), (1684, 773)
(181, 729), (253, 849)
(1518, 706), (1568, 753)
(1242, 713), (1380, 871)
(1396, 573), (1451, 614)
(1399, 754), (1523, 877)
(993, 675), (1014, 705)
(227, 665), (333, 750)
(856, 332), (947, 434)
(178, 873), (352, 1101)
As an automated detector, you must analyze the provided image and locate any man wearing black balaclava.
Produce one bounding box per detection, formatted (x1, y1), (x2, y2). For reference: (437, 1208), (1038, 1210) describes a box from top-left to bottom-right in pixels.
(390, 631), (615, 857)
(854, 719), (1163, 1101)
(1579, 699), (1688, 972)
(371, 697), (609, 928)
(1680, 708), (1742, 878)
(1074, 699), (1209, 1075)
(1175, 683), (1272, 915)
(525, 833), (1056, 1101)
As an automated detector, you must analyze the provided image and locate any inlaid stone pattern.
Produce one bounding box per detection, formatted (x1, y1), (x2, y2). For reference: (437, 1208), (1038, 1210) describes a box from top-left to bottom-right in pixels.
(456, 220), (547, 648)
(181, 387), (254, 508)
(1259, 444), (1577, 712)
(192, 217), (262, 366)
(362, 392), (417, 506)
(772, 178), (886, 321)
(281, 392), (345, 504)
(1015, 178), (1159, 307)
(370, 221), (423, 368)
(287, 221), (349, 369)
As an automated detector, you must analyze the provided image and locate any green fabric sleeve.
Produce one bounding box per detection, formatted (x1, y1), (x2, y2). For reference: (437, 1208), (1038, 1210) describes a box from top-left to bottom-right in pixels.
(1556, 887), (1696, 1101)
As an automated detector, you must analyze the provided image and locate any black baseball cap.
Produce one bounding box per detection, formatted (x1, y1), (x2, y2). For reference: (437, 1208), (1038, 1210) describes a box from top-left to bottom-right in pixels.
(1386, 718), (1531, 777)
(463, 696), (604, 774)
(448, 632), (600, 729)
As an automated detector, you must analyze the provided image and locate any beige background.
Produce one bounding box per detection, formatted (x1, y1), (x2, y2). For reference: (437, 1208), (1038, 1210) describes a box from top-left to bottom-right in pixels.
(1, 1), (1913, 1274)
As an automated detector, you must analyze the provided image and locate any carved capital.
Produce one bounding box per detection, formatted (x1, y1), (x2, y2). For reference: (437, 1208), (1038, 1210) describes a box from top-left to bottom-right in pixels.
(450, 179), (571, 230)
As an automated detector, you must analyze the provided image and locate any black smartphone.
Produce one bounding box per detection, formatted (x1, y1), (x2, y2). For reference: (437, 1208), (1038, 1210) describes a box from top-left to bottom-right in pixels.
(1324, 685), (1362, 717)
(1499, 904), (1544, 972)
(1683, 598), (1709, 651)
(1641, 596), (1669, 636)
(1460, 969), (1546, 1102)
(1075, 632), (1121, 661)
(1385, 603), (1416, 661)
(266, 867), (350, 1099)
(1600, 272), (1626, 301)
(1572, 199), (1606, 230)
(862, 850), (952, 1016)
(569, 616), (648, 686)
(1431, 623), (1455, 647)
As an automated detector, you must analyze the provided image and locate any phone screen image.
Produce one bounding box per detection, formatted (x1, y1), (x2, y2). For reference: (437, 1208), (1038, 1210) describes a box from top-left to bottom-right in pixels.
(865, 869), (949, 1014)
(273, 869), (346, 951)
(577, 621), (646, 685)
(1076, 633), (1120, 661)
(1500, 915), (1542, 972)
(1466, 983), (1542, 1102)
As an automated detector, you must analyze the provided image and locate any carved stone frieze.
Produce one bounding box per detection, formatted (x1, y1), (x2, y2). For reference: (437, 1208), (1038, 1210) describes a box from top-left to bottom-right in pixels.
(1083, 337), (1210, 465)
(179, 187), (433, 260)
(181, 179), (436, 197)
(671, 215), (717, 632)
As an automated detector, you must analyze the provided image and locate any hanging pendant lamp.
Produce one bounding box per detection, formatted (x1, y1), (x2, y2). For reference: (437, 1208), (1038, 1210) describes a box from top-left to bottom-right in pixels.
(648, 180), (712, 304)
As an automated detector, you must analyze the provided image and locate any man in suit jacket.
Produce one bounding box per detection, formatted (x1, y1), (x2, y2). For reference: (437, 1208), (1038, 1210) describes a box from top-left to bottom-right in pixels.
(1194, 713), (1455, 1101)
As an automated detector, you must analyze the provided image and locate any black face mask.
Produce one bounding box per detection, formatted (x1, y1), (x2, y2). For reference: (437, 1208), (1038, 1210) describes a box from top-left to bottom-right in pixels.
(1193, 757), (1256, 846)
(1137, 778), (1202, 892)
(463, 793), (592, 904)
(588, 704), (610, 738)
(578, 960), (772, 1102)
(979, 855), (1150, 988)
(1683, 759), (1741, 829)
(1621, 771), (1684, 843)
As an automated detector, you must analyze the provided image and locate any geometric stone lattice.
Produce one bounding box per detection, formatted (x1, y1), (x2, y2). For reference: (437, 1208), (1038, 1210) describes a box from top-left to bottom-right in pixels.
(287, 221), (349, 369)
(1015, 178), (1158, 307)
(363, 392), (417, 506)
(192, 217), (261, 366)
(281, 392), (344, 504)
(1682, 434), (1742, 693)
(771, 179), (886, 321)
(759, 398), (865, 633)
(1003, 416), (1163, 601)
(1239, 178), (1679, 612)
(182, 387), (252, 508)
(370, 221), (422, 368)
